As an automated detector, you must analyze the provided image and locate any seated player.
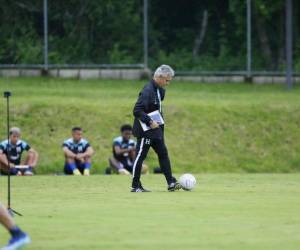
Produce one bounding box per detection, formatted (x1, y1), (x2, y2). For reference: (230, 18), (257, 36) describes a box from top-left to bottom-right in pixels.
(63, 127), (94, 176)
(0, 127), (38, 176)
(108, 124), (148, 175)
(0, 201), (30, 250)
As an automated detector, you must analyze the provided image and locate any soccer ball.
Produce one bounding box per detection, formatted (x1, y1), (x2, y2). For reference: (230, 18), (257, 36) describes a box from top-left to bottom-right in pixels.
(179, 174), (196, 191)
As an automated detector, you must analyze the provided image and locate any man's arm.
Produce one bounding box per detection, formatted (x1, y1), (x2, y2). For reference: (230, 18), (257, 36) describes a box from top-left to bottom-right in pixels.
(83, 146), (94, 157)
(114, 145), (133, 155)
(27, 148), (39, 167)
(0, 150), (14, 167)
(63, 146), (76, 158)
(134, 89), (159, 129)
(129, 147), (136, 160)
(133, 91), (152, 126)
(77, 146), (94, 160)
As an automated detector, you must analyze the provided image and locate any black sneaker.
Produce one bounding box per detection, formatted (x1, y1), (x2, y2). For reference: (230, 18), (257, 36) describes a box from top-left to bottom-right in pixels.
(131, 182), (151, 192)
(131, 187), (151, 192)
(168, 182), (182, 192)
(139, 185), (151, 192)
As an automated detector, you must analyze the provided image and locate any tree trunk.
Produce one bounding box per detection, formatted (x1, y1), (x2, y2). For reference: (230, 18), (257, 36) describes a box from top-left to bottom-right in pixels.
(253, 4), (273, 69)
(277, 8), (285, 70)
(193, 10), (208, 58)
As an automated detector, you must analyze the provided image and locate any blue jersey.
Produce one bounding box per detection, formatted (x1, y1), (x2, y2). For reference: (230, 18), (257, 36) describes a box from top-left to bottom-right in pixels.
(62, 138), (90, 154)
(112, 136), (136, 162)
(0, 139), (31, 165)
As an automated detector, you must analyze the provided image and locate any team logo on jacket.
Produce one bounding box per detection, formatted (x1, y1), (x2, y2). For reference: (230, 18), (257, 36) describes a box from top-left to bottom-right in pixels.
(10, 155), (19, 160)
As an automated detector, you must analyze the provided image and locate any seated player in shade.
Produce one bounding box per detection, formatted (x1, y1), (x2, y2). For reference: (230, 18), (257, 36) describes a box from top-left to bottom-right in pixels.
(63, 127), (94, 176)
(108, 124), (148, 175)
(0, 127), (39, 176)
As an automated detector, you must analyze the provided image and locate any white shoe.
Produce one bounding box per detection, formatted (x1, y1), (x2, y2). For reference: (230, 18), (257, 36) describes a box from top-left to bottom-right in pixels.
(24, 170), (33, 176)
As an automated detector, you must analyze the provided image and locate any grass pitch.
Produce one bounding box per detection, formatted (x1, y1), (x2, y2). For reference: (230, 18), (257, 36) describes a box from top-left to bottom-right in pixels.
(0, 174), (300, 250)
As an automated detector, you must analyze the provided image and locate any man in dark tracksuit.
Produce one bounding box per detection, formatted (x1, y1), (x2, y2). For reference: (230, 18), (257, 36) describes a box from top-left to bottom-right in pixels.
(131, 64), (182, 192)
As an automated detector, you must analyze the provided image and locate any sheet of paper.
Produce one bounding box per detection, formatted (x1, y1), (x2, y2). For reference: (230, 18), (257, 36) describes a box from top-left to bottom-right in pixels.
(139, 110), (164, 131)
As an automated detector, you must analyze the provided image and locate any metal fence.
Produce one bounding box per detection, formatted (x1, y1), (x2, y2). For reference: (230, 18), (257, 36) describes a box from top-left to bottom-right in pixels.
(0, 0), (297, 84)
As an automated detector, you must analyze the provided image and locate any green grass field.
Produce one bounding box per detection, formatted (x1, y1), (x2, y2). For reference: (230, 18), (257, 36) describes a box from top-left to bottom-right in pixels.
(0, 174), (300, 250)
(0, 77), (300, 173)
(0, 78), (299, 249)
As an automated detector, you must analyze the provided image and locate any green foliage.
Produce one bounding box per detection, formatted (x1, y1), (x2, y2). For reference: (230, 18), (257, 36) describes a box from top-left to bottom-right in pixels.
(14, 27), (43, 64)
(0, 78), (300, 174)
(108, 44), (135, 64)
(0, 0), (298, 70)
(151, 49), (245, 71)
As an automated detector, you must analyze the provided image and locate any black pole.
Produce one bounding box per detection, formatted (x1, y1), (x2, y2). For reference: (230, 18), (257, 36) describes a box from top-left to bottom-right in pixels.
(286, 0), (293, 89)
(143, 0), (148, 69)
(246, 0), (252, 79)
(3, 91), (22, 216)
(6, 93), (11, 208)
(43, 0), (48, 71)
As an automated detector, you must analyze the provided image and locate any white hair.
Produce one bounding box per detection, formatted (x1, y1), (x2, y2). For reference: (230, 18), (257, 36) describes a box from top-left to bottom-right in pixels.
(10, 127), (21, 135)
(153, 64), (175, 78)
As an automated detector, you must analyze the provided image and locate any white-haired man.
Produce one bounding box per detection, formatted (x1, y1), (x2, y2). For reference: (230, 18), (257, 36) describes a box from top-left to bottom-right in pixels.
(131, 65), (182, 192)
(0, 127), (39, 176)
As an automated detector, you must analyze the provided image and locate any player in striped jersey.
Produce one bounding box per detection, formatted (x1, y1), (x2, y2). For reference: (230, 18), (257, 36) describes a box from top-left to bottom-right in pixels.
(62, 127), (94, 176)
(109, 124), (148, 175)
(0, 127), (38, 176)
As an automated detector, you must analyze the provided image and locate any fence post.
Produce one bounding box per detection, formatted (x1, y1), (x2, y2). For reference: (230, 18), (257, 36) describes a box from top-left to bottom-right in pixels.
(43, 0), (48, 71)
(246, 0), (252, 80)
(286, 0), (293, 89)
(143, 0), (148, 69)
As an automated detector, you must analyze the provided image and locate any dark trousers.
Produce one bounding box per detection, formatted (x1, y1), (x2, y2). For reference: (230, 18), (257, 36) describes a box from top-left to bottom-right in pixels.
(132, 137), (175, 187)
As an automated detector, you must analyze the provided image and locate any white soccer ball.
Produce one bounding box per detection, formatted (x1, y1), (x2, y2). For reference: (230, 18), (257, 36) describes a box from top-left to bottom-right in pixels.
(179, 173), (196, 191)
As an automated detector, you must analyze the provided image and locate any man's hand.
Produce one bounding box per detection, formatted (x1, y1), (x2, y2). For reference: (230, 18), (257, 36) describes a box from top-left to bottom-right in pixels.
(127, 146), (135, 152)
(150, 120), (159, 129)
(75, 154), (85, 161)
(9, 163), (15, 168)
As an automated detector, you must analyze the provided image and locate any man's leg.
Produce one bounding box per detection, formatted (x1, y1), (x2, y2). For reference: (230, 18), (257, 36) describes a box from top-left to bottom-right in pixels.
(24, 151), (38, 167)
(141, 164), (149, 174)
(0, 203), (15, 230)
(0, 202), (30, 249)
(131, 138), (150, 188)
(82, 156), (92, 176)
(0, 162), (19, 176)
(129, 155), (148, 175)
(23, 151), (39, 176)
(64, 157), (81, 175)
(109, 157), (130, 175)
(127, 162), (148, 175)
(151, 138), (176, 185)
(77, 162), (85, 175)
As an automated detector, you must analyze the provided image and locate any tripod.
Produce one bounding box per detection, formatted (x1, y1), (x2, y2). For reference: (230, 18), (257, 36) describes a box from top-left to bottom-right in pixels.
(3, 91), (22, 216)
